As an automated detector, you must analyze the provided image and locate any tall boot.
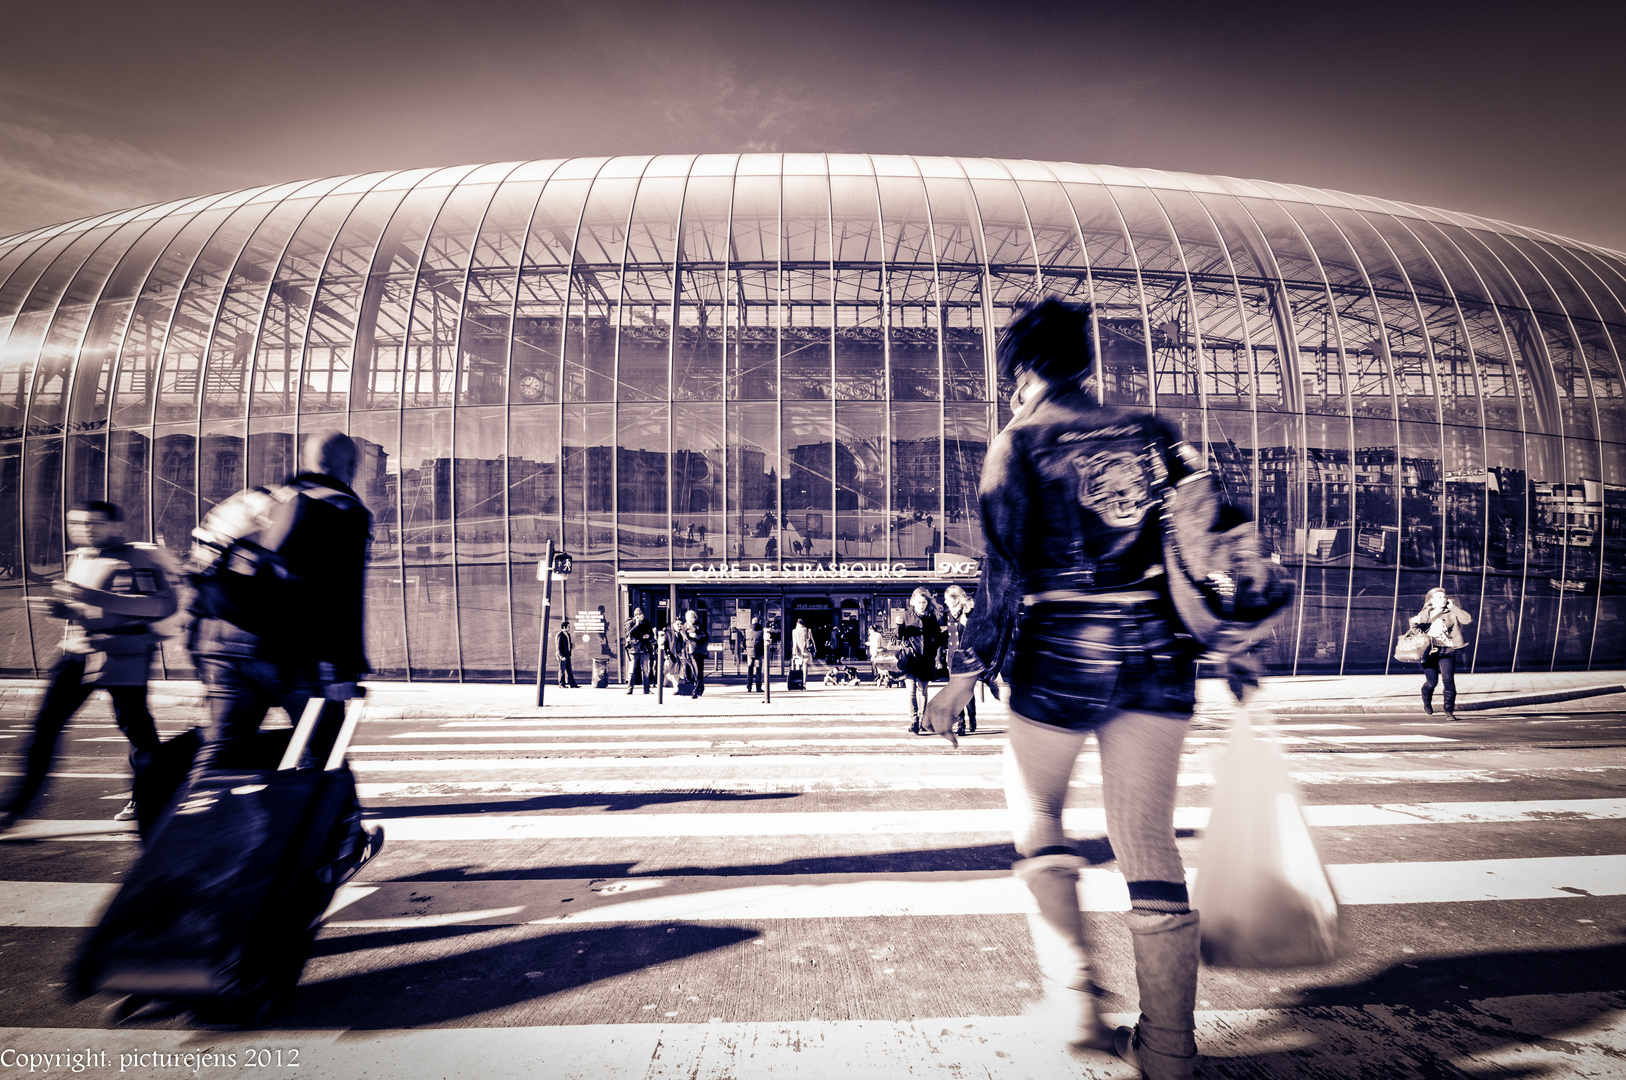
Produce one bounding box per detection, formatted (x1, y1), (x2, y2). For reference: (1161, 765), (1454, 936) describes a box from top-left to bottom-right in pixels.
(1442, 685), (1456, 719)
(1013, 854), (1113, 1051)
(1421, 689), (1434, 715)
(1112, 910), (1200, 1080)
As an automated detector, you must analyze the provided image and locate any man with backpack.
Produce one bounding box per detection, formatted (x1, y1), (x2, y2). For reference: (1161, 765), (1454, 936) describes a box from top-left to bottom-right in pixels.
(186, 430), (381, 864)
(0, 502), (175, 833)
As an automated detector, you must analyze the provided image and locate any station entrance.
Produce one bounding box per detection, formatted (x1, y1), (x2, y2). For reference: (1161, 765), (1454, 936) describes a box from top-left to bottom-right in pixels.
(616, 568), (979, 684)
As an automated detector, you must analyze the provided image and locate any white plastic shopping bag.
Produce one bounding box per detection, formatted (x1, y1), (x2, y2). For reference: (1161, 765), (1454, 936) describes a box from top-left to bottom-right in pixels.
(1193, 706), (1341, 968)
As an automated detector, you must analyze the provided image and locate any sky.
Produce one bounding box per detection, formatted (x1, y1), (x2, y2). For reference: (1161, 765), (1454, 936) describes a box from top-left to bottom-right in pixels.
(3, 0), (1623, 250)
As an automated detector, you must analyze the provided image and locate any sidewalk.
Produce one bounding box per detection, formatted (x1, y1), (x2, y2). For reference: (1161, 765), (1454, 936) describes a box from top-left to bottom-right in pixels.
(1, 670), (1621, 723)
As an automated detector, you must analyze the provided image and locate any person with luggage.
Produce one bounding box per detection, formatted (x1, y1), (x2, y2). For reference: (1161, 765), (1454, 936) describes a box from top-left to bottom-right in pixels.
(898, 587), (943, 734)
(789, 618), (815, 690)
(556, 621), (579, 688)
(678, 609), (708, 698)
(1411, 587), (1472, 719)
(187, 430), (381, 868)
(943, 584), (978, 736)
(746, 620), (765, 693)
(624, 606), (655, 694)
(923, 301), (1211, 1079)
(0, 502), (174, 834)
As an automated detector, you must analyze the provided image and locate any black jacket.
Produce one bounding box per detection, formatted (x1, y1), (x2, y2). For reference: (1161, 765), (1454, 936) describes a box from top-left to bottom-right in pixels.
(896, 609), (944, 680)
(556, 628), (573, 657)
(955, 388), (1195, 681)
(747, 628), (764, 659)
(625, 614), (655, 654)
(192, 472), (371, 681)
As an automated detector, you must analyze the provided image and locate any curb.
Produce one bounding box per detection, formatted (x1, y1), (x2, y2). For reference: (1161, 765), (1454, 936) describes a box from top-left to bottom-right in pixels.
(1202, 683), (1626, 716)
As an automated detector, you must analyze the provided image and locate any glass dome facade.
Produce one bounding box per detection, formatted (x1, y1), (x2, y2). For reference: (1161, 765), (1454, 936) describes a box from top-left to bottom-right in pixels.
(1, 154), (1622, 681)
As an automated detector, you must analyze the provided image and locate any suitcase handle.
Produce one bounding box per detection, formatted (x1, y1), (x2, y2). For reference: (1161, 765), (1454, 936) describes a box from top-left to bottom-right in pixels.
(278, 696), (326, 771)
(323, 688), (367, 771)
(276, 685), (369, 772)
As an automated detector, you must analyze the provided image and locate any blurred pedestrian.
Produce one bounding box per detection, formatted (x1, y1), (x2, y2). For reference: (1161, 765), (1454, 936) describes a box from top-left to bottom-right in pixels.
(1411, 587), (1472, 719)
(624, 606), (655, 695)
(187, 431), (380, 867)
(898, 587), (943, 734)
(0, 502), (174, 834)
(925, 300), (1207, 1077)
(556, 621), (579, 688)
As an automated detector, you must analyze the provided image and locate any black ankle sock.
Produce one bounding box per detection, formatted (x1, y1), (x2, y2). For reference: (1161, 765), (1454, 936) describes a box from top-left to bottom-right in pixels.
(1128, 879), (1190, 914)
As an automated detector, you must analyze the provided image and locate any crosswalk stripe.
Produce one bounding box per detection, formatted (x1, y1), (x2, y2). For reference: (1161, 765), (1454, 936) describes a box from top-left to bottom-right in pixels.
(347, 739), (996, 752)
(9, 853), (1623, 929)
(348, 768), (1624, 796)
(5, 798), (1618, 845)
(394, 726), (965, 738)
(358, 800), (1625, 838)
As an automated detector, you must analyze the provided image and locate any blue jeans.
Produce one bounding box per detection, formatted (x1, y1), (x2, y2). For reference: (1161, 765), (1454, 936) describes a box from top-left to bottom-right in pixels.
(191, 619), (343, 775)
(3, 652), (159, 817)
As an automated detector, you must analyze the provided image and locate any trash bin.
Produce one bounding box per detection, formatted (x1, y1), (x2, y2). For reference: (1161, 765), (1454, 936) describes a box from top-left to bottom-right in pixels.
(591, 658), (609, 688)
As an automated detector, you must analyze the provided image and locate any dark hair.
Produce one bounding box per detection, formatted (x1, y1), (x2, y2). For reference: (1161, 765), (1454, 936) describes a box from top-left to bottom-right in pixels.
(73, 500), (122, 522)
(751, 620), (762, 630)
(996, 299), (1094, 384)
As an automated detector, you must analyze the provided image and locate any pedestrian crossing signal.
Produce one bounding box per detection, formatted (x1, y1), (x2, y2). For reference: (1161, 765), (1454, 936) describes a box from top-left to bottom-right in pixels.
(552, 552), (573, 576)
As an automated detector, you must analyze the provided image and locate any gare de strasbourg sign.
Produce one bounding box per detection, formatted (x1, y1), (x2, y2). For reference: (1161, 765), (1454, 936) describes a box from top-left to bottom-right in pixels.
(675, 552), (980, 583)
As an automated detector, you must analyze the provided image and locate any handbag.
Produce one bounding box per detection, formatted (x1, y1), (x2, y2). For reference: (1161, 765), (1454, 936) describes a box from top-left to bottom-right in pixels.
(1193, 706), (1341, 969)
(1158, 459), (1294, 659)
(1393, 627), (1430, 663)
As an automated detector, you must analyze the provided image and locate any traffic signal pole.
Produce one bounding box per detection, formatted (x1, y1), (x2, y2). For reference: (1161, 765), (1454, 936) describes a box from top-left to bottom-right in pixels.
(536, 539), (555, 707)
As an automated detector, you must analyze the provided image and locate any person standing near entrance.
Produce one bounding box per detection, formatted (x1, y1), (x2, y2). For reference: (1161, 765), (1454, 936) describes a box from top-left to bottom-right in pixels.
(746, 620), (765, 693)
(624, 606), (655, 695)
(898, 587), (943, 734)
(944, 584), (978, 736)
(790, 618), (815, 686)
(1411, 587), (1471, 719)
(0, 502), (174, 834)
(556, 621), (579, 688)
(678, 609), (708, 698)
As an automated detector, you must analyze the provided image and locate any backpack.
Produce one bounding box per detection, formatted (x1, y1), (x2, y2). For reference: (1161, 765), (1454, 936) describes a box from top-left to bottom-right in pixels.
(1156, 444), (1295, 660)
(187, 481), (357, 625)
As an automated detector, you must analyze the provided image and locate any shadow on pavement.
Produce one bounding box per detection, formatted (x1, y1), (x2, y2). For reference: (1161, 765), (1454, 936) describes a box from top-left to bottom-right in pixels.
(362, 791), (798, 817)
(286, 922), (758, 1029)
(1197, 940), (1626, 1079)
(383, 841), (1034, 879)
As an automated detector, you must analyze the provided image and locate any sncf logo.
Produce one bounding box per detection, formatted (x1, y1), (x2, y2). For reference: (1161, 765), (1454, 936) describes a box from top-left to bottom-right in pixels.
(931, 554), (980, 576)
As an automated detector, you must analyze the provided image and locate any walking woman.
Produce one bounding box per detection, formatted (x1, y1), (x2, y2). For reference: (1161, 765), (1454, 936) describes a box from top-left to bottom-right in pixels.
(1411, 587), (1472, 719)
(899, 587), (943, 734)
(925, 300), (1206, 1078)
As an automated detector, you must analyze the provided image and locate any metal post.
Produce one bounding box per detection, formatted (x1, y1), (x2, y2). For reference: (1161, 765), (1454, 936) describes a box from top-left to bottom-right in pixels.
(536, 539), (554, 707)
(657, 631), (665, 705)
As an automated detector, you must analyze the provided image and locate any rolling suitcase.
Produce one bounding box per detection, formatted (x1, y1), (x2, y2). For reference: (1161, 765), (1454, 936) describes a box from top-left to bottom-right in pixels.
(787, 660), (805, 691)
(76, 690), (370, 1023)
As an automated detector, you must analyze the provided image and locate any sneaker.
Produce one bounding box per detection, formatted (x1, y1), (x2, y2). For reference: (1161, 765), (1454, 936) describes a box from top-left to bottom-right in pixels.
(113, 800), (138, 822)
(336, 824), (386, 886)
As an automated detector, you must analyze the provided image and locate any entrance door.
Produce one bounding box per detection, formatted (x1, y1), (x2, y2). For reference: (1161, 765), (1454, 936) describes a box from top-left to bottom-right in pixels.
(788, 596), (834, 663)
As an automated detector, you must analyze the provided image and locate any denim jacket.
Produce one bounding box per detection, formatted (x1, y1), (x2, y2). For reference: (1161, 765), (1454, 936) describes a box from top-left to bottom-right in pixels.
(954, 387), (1196, 682)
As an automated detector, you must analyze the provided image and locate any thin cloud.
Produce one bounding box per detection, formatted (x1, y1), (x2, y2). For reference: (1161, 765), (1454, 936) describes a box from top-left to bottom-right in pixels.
(0, 96), (240, 236)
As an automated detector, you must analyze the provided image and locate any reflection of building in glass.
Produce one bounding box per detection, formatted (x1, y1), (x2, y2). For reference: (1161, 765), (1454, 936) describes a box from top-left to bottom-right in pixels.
(1, 155), (1622, 679)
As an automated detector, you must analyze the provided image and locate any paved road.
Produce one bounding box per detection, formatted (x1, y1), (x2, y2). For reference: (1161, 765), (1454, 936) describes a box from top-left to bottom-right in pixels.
(1, 687), (1623, 1078)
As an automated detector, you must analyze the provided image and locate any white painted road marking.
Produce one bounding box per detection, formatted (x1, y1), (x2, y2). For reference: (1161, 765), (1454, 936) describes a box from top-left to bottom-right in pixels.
(9, 854), (1624, 928)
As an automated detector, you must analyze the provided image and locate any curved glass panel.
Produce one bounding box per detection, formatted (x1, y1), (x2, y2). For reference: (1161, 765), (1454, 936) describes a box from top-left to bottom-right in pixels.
(3, 157), (1622, 677)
